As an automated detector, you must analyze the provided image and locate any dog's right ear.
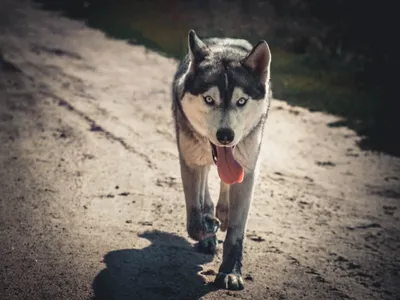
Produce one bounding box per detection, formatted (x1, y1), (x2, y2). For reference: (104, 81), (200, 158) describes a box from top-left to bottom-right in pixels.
(242, 40), (271, 84)
(188, 30), (210, 70)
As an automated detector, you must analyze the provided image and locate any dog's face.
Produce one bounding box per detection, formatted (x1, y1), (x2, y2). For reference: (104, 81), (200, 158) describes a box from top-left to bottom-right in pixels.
(179, 31), (271, 148)
(181, 85), (268, 147)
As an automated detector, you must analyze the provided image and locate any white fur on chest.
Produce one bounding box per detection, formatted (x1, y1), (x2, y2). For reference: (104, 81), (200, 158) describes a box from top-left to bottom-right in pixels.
(179, 131), (214, 167)
(234, 125), (264, 173)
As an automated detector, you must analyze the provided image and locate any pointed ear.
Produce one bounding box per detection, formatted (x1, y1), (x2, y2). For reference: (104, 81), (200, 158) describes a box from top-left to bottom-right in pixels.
(188, 30), (210, 69)
(242, 40), (271, 83)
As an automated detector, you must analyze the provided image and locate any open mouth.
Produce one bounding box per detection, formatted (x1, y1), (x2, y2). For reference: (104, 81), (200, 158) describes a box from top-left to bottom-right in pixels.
(210, 142), (236, 164)
(210, 142), (222, 164)
(209, 141), (244, 185)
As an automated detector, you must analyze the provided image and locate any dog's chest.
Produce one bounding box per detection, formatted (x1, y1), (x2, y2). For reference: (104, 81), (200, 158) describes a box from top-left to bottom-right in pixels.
(179, 133), (213, 167)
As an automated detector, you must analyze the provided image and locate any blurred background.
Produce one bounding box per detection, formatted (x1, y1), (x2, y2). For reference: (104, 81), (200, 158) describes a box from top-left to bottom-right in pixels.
(34, 0), (398, 156)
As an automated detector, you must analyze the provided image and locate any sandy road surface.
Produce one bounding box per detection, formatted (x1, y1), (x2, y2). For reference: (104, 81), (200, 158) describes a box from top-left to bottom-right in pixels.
(1, 1), (400, 299)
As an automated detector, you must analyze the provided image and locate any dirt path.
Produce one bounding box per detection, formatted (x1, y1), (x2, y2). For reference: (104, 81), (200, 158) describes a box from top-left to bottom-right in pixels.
(1, 1), (399, 299)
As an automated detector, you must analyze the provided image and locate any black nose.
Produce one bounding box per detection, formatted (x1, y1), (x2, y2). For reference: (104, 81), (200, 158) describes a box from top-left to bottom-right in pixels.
(216, 128), (235, 145)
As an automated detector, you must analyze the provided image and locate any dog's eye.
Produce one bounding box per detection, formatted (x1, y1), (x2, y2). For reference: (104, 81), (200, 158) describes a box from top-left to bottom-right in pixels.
(203, 95), (215, 106)
(236, 97), (248, 107)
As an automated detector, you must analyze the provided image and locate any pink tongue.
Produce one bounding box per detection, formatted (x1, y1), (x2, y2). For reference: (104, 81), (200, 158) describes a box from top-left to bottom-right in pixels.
(216, 146), (244, 185)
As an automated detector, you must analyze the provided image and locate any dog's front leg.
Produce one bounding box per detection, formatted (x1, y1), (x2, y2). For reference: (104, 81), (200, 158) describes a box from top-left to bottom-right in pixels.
(214, 171), (256, 290)
(216, 181), (230, 232)
(179, 156), (220, 254)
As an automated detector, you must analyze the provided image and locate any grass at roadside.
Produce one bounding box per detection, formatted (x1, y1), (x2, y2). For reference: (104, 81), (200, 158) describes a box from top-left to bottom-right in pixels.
(31, 0), (400, 156)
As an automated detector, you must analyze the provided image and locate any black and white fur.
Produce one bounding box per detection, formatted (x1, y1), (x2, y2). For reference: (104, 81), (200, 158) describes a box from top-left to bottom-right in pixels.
(172, 30), (272, 290)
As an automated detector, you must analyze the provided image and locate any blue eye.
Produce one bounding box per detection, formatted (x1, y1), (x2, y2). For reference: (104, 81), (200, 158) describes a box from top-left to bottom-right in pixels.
(203, 95), (215, 106)
(236, 97), (248, 107)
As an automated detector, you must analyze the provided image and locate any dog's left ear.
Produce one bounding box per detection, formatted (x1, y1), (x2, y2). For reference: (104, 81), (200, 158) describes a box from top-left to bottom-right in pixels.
(242, 40), (271, 83)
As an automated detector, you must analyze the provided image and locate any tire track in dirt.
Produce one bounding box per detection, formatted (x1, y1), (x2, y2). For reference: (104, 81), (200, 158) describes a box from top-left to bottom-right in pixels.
(39, 90), (156, 169)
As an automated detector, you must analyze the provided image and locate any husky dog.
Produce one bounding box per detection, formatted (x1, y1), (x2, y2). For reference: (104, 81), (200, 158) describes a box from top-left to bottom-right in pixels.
(172, 30), (271, 290)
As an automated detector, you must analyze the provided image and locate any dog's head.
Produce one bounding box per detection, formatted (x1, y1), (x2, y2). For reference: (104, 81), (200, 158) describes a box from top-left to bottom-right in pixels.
(178, 30), (272, 148)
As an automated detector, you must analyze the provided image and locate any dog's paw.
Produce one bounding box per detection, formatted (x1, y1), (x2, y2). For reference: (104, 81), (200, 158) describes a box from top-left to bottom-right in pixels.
(214, 272), (244, 290)
(196, 214), (220, 254)
(216, 204), (228, 232)
(197, 234), (218, 254)
(203, 214), (220, 235)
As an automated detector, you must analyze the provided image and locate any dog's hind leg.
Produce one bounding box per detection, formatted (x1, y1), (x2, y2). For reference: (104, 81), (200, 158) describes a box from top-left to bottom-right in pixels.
(216, 181), (230, 232)
(214, 170), (257, 290)
(179, 156), (220, 254)
(203, 176), (214, 216)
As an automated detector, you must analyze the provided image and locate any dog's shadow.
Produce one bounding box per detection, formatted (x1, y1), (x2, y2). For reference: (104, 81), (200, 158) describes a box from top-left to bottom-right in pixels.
(92, 230), (217, 300)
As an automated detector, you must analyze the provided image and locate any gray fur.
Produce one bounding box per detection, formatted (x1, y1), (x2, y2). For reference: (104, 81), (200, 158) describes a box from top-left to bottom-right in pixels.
(171, 30), (272, 290)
